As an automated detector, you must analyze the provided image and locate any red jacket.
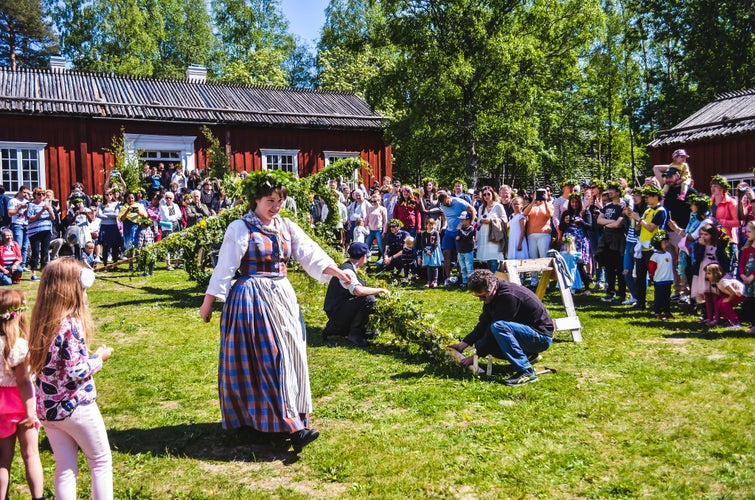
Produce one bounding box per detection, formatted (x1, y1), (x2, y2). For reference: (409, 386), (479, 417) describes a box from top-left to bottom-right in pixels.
(393, 202), (421, 232)
(0, 241), (22, 267)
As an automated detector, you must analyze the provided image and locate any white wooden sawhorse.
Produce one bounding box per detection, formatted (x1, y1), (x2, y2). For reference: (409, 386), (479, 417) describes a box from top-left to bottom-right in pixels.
(497, 257), (582, 342)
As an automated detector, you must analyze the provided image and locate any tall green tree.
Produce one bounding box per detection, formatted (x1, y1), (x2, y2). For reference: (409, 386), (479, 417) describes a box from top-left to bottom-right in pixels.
(148, 0), (216, 79)
(317, 0), (394, 98)
(47, 0), (157, 76)
(373, 0), (602, 188)
(212, 0), (295, 85)
(46, 0), (214, 78)
(0, 0), (57, 69)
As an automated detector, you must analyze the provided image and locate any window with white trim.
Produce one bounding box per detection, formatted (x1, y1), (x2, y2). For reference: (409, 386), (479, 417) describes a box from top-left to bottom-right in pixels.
(261, 149), (299, 176)
(0, 142), (47, 192)
(324, 151), (361, 186)
(124, 134), (196, 171)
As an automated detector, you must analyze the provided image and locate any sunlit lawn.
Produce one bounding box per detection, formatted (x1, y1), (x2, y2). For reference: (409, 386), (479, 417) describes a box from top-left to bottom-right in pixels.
(7, 267), (755, 498)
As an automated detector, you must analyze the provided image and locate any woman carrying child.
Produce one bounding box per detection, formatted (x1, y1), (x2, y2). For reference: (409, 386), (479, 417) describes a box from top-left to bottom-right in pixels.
(738, 220), (755, 333)
(0, 289), (44, 500)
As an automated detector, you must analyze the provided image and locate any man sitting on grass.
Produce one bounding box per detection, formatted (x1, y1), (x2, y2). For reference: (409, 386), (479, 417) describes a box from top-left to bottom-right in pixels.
(448, 269), (554, 386)
(323, 242), (390, 347)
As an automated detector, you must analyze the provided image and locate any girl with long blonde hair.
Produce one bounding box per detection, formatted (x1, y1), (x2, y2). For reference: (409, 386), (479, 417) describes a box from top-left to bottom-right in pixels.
(0, 289), (44, 500)
(28, 257), (113, 499)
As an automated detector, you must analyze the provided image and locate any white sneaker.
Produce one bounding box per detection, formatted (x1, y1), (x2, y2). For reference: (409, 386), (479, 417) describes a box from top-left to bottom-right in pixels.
(622, 297), (637, 305)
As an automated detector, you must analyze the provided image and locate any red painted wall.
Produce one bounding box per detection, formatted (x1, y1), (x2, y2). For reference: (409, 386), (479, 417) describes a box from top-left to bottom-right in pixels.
(0, 116), (391, 201)
(650, 134), (755, 192)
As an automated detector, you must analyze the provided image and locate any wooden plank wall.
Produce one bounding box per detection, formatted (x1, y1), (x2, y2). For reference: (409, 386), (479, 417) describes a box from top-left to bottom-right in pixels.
(1, 116), (391, 202)
(649, 134), (755, 191)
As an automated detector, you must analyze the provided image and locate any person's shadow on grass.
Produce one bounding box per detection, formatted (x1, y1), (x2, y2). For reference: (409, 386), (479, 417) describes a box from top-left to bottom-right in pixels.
(67, 423), (306, 464)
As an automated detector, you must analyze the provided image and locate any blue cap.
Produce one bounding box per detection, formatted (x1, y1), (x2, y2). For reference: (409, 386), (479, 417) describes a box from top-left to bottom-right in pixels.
(348, 242), (370, 258)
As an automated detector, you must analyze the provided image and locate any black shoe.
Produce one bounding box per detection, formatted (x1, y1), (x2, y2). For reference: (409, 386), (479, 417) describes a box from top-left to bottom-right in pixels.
(364, 329), (379, 340)
(321, 325), (343, 341)
(347, 334), (369, 348)
(290, 428), (320, 452)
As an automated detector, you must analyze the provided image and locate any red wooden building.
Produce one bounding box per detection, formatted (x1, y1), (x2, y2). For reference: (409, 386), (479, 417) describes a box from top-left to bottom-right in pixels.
(648, 88), (755, 189)
(0, 63), (391, 201)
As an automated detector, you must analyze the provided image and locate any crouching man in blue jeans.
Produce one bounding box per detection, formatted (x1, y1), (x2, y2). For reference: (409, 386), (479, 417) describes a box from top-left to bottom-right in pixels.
(448, 269), (554, 386)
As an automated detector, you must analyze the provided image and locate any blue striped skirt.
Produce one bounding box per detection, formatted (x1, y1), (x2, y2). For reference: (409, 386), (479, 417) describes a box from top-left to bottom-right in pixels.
(219, 275), (311, 433)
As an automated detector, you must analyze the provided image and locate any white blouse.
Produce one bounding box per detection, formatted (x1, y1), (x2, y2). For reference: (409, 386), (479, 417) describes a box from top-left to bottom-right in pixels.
(206, 216), (336, 301)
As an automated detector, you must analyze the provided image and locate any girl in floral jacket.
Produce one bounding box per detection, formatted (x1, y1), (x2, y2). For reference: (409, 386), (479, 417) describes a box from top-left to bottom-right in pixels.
(29, 258), (114, 499)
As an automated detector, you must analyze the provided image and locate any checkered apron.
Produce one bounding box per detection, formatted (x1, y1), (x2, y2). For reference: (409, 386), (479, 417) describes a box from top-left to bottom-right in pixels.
(218, 220), (311, 433)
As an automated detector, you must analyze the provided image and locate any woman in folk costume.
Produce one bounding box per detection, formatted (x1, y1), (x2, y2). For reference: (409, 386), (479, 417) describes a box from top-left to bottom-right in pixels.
(199, 171), (352, 452)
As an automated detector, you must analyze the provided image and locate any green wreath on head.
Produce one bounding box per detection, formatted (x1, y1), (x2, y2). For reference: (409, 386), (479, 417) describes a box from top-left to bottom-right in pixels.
(241, 170), (298, 202)
(650, 229), (669, 247)
(711, 174), (731, 192)
(688, 193), (711, 212)
(568, 191), (582, 201)
(389, 218), (404, 228)
(606, 181), (622, 192)
(589, 179), (605, 191)
(642, 185), (664, 198)
(560, 178), (576, 190)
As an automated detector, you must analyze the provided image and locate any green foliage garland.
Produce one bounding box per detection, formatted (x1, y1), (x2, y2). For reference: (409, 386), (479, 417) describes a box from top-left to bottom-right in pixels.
(103, 127), (145, 193)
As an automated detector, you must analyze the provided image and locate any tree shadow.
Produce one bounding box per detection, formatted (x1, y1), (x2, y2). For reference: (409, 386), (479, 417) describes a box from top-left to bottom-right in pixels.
(92, 276), (205, 310)
(47, 422), (306, 463)
(663, 328), (755, 340)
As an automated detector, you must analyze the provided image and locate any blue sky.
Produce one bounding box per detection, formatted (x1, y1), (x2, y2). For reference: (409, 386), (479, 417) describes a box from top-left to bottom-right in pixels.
(280, 0), (330, 45)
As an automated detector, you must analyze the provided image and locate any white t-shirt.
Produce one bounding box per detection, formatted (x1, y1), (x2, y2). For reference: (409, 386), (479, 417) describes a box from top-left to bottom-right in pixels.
(0, 337), (28, 387)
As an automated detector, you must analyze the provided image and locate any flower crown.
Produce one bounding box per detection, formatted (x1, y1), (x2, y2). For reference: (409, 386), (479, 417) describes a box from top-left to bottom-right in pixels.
(650, 230), (669, 247)
(0, 300), (27, 321)
(568, 192), (582, 201)
(241, 170), (297, 201)
(562, 234), (576, 243)
(711, 174), (731, 192)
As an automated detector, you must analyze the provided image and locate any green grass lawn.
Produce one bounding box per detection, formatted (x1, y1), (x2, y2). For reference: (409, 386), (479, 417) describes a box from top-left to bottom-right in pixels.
(7, 268), (755, 499)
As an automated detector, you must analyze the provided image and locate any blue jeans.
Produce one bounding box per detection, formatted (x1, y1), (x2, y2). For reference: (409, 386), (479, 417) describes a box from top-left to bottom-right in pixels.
(623, 242), (637, 299)
(11, 223), (28, 267)
(0, 266), (22, 285)
(366, 230), (384, 256)
(488, 320), (553, 372)
(458, 251), (474, 284)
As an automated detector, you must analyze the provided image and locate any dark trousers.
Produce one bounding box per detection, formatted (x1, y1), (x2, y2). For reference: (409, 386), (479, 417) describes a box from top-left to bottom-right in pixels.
(604, 248), (626, 298)
(324, 294), (376, 338)
(29, 230), (52, 271)
(742, 297), (755, 326)
(653, 282), (672, 314)
(634, 251), (652, 308)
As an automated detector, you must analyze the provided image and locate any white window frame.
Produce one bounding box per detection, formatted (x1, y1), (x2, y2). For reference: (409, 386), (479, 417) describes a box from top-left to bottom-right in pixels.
(0, 141), (47, 192)
(123, 134), (196, 171)
(324, 151), (361, 186)
(261, 149), (299, 176)
(725, 172), (754, 187)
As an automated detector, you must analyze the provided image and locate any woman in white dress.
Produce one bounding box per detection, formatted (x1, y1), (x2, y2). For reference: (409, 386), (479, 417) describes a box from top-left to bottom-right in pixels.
(476, 186), (508, 273)
(507, 196), (529, 260)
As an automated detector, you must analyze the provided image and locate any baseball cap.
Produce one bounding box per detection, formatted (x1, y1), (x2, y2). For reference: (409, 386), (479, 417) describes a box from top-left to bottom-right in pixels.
(672, 149), (689, 159)
(348, 242), (370, 258)
(663, 167), (680, 177)
(459, 212), (471, 220)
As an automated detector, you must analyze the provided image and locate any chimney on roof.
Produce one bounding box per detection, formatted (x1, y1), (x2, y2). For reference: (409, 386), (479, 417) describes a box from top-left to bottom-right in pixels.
(186, 64), (207, 83)
(49, 55), (67, 72)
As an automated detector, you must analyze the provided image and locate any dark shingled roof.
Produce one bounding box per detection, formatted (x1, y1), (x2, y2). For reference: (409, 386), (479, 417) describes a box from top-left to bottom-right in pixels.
(648, 88), (755, 147)
(0, 66), (386, 130)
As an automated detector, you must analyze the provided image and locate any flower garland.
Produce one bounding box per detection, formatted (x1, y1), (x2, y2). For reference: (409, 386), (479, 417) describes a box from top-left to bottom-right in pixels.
(0, 300), (27, 321)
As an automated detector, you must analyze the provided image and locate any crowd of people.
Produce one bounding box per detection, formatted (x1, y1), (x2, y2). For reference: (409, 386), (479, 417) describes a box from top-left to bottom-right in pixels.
(0, 162), (238, 278)
(311, 150), (755, 333)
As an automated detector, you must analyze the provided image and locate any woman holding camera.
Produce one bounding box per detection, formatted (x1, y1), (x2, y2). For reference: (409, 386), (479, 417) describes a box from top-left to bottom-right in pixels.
(523, 188), (554, 259)
(118, 192), (149, 261)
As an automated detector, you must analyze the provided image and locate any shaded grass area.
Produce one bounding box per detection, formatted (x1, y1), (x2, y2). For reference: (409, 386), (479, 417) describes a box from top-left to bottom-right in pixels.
(7, 269), (755, 498)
